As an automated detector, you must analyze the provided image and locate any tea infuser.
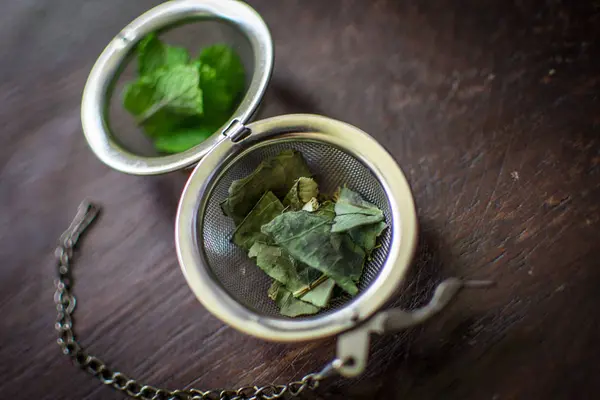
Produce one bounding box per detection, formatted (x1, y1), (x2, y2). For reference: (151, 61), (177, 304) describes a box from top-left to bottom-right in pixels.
(63, 1), (492, 398)
(55, 201), (489, 400)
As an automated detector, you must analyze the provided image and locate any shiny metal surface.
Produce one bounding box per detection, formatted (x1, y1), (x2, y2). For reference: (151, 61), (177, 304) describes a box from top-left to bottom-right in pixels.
(81, 0), (273, 175)
(176, 114), (419, 342)
(335, 278), (494, 377)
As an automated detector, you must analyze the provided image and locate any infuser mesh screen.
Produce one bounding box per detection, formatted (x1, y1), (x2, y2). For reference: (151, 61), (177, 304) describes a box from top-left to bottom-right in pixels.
(200, 140), (393, 319)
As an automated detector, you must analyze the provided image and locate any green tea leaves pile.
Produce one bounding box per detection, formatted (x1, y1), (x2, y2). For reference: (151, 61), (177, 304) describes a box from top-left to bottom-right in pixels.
(122, 34), (245, 153)
(224, 150), (387, 317)
(221, 150), (311, 223)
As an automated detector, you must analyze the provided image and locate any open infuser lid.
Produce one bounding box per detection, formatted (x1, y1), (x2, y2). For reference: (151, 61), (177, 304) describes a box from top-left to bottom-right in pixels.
(81, 0), (273, 175)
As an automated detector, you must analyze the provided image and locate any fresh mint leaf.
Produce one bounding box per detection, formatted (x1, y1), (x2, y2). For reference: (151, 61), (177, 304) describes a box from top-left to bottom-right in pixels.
(137, 33), (189, 76)
(122, 36), (246, 154)
(123, 64), (203, 125)
(232, 191), (284, 251)
(197, 45), (245, 114)
(146, 65), (204, 117)
(199, 64), (235, 114)
(150, 114), (226, 152)
(122, 81), (190, 139)
(153, 126), (214, 153)
(122, 76), (155, 116)
(141, 111), (181, 139)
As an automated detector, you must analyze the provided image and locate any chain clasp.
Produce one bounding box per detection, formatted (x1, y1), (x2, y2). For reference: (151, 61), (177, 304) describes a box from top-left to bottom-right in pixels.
(60, 201), (100, 248)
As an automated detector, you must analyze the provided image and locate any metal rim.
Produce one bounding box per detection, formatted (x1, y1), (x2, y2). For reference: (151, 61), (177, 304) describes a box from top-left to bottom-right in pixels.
(175, 114), (418, 342)
(81, 0), (273, 175)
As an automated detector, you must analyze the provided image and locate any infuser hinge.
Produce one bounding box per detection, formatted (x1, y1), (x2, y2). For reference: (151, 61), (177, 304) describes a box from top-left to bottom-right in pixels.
(223, 119), (251, 143)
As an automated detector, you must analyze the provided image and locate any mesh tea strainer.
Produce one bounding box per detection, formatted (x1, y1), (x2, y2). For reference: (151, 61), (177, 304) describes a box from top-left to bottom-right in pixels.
(69, 0), (491, 397)
(174, 113), (491, 378)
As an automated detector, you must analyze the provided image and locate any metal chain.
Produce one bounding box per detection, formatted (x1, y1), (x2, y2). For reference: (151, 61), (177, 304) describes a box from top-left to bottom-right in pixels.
(54, 201), (340, 400)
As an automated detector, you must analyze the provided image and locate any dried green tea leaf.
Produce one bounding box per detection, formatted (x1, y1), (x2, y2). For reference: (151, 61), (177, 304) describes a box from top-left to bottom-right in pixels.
(283, 177), (319, 211)
(331, 214), (384, 232)
(334, 187), (383, 216)
(269, 281), (320, 317)
(221, 150), (312, 223)
(268, 280), (281, 300)
(262, 211), (365, 295)
(249, 243), (304, 285)
(232, 191), (284, 250)
(348, 221), (387, 256)
(299, 277), (335, 308)
(248, 242), (333, 307)
(332, 187), (341, 202)
(314, 201), (335, 219)
(302, 197), (320, 212)
(331, 187), (384, 233)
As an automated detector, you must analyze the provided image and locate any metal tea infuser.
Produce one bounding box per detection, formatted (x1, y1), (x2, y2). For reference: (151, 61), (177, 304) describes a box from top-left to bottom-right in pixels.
(57, 1), (491, 399)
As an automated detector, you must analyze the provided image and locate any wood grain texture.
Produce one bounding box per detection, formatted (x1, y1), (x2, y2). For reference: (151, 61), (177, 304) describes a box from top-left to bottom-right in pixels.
(1, 0), (599, 399)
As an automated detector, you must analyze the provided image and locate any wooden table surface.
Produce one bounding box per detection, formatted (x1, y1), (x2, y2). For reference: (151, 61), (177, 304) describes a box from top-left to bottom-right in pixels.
(1, 1), (599, 399)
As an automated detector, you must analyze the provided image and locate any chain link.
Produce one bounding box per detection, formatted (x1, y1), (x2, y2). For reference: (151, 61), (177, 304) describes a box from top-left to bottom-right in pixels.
(54, 201), (339, 400)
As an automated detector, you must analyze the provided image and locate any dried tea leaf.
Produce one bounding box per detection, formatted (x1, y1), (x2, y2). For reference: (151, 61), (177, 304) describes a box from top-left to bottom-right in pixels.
(332, 187), (341, 202)
(248, 243), (313, 287)
(232, 191), (284, 250)
(269, 281), (320, 317)
(268, 280), (281, 300)
(221, 150), (312, 223)
(299, 277), (335, 308)
(248, 242), (333, 307)
(348, 221), (387, 256)
(314, 201), (335, 219)
(301, 197), (320, 212)
(331, 214), (384, 232)
(283, 177), (319, 210)
(331, 187), (384, 232)
(334, 187), (382, 216)
(262, 211), (365, 295)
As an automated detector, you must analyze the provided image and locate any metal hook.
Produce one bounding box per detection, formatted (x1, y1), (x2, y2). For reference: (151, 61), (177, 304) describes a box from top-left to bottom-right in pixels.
(335, 277), (494, 377)
(59, 200), (100, 248)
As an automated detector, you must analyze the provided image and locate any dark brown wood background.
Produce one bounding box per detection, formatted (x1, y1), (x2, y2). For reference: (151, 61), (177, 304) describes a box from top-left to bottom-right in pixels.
(1, 1), (599, 399)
